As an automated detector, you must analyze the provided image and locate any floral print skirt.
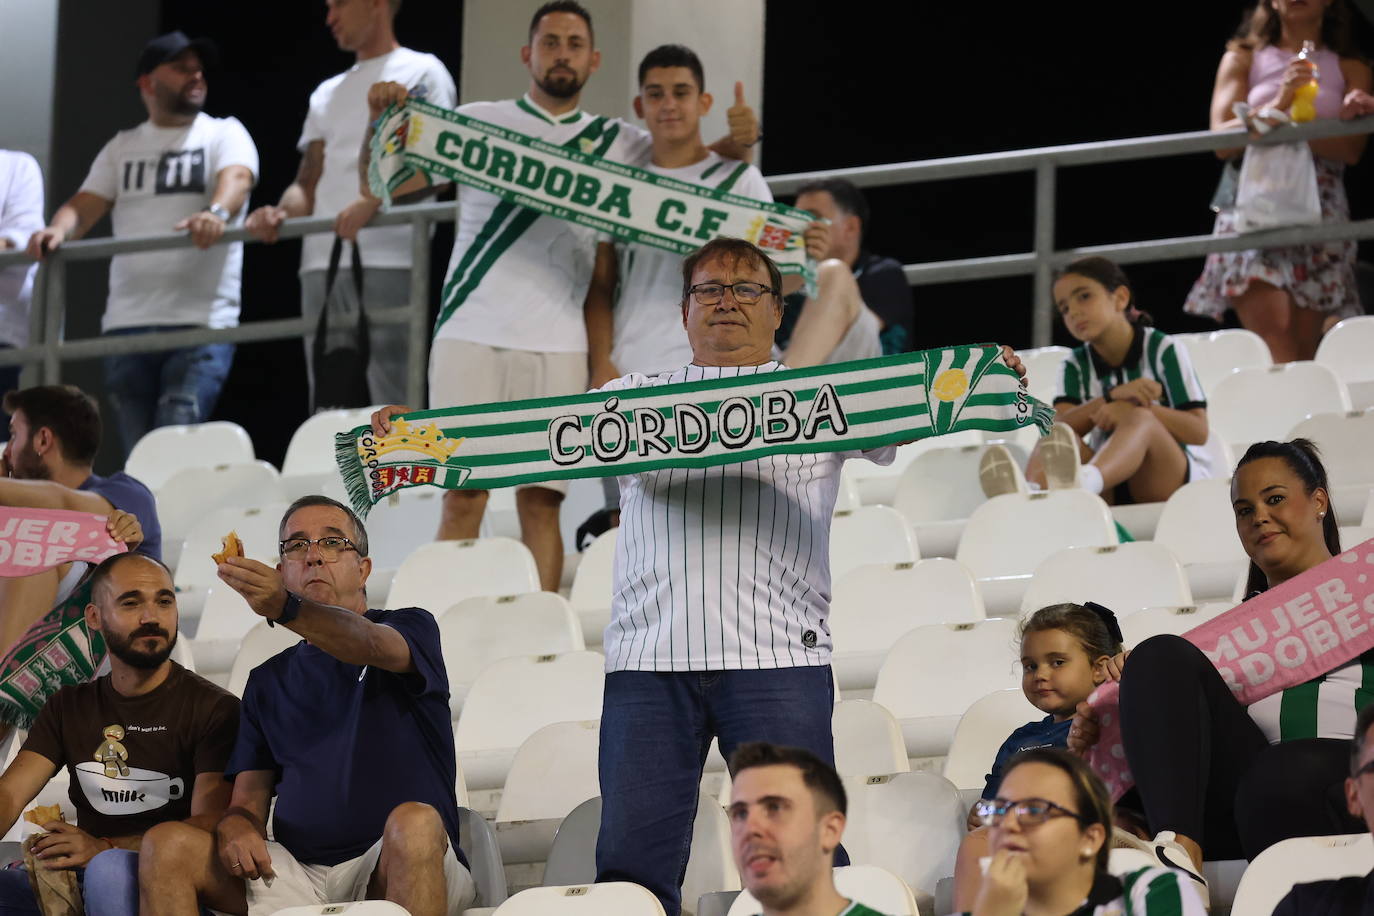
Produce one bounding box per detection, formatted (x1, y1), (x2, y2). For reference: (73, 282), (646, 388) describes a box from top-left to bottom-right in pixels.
(1184, 155), (1361, 321)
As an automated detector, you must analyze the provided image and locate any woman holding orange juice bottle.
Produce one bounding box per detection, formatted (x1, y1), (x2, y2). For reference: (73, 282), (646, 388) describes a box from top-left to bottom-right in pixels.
(1185, 0), (1372, 363)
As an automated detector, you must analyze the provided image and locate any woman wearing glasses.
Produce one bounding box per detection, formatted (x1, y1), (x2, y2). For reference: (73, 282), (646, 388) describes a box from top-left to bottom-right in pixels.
(963, 748), (1206, 916)
(1070, 439), (1367, 907)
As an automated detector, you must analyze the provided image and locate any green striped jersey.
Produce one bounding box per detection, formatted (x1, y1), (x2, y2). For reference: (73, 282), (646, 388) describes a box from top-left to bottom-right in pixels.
(1248, 648), (1374, 743)
(597, 362), (894, 672)
(957, 866), (1206, 915)
(1055, 326), (1211, 476)
(434, 95), (651, 353)
(611, 152), (770, 376)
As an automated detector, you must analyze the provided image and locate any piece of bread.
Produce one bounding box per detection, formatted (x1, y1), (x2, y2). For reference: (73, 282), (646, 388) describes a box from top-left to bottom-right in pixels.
(22, 804), (62, 827)
(212, 530), (244, 565)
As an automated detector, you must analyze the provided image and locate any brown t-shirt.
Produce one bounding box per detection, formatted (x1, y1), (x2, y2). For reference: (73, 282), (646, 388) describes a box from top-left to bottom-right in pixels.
(21, 661), (239, 838)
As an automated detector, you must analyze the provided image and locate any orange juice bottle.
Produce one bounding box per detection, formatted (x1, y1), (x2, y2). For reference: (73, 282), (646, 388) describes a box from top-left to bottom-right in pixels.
(1291, 40), (1320, 123)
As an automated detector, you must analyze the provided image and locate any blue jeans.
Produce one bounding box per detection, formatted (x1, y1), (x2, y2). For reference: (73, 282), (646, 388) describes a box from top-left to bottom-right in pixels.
(102, 326), (235, 457)
(595, 666), (845, 916)
(0, 849), (138, 916)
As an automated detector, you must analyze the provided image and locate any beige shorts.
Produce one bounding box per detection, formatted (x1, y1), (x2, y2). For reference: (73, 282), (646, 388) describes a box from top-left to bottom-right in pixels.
(429, 338), (588, 494)
(245, 837), (475, 916)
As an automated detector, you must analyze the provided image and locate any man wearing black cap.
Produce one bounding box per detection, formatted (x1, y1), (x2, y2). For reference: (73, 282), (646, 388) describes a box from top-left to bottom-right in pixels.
(27, 32), (258, 459)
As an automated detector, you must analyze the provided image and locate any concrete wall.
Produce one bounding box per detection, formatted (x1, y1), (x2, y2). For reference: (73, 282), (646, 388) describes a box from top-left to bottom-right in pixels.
(462, 0), (764, 162)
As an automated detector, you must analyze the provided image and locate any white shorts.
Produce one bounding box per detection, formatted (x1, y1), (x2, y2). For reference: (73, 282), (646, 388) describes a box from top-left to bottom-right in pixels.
(826, 305), (883, 365)
(245, 837), (475, 916)
(428, 338), (588, 494)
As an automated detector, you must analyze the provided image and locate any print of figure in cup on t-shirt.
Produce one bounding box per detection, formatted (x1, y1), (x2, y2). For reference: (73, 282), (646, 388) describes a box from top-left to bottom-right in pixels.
(75, 722), (184, 816)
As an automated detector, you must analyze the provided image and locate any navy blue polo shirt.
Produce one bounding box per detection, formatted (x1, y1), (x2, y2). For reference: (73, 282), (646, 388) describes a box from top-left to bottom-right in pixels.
(225, 607), (465, 866)
(981, 714), (1073, 800)
(81, 471), (162, 561)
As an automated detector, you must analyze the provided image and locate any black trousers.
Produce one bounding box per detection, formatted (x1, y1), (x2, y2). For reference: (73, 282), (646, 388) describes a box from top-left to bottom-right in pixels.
(1119, 635), (1363, 860)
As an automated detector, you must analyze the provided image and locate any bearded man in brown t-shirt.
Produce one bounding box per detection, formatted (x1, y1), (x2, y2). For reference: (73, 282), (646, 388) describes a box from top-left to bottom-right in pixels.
(0, 551), (239, 916)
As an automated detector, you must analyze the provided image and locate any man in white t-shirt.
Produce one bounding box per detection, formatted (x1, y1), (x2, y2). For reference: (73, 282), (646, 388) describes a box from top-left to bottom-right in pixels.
(0, 150), (43, 400)
(29, 32), (258, 458)
(364, 0), (760, 592)
(245, 0), (454, 411)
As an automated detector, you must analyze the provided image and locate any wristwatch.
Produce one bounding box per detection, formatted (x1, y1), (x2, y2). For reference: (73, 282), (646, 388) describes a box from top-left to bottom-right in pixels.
(269, 592), (303, 628)
(205, 203), (230, 221)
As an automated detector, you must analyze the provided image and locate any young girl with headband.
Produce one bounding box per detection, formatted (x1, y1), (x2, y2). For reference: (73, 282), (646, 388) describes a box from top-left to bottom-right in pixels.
(980, 257), (1211, 506)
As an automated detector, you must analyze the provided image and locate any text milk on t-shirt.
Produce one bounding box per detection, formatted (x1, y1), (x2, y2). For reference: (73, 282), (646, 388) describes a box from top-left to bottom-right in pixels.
(80, 112), (258, 332)
(297, 48), (456, 274)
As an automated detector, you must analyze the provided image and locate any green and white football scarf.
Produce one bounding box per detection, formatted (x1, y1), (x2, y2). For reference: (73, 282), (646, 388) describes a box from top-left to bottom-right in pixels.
(368, 98), (820, 290)
(335, 346), (1053, 515)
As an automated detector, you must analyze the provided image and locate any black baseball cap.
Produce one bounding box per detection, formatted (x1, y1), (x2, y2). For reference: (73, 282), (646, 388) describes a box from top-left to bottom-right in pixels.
(136, 31), (218, 77)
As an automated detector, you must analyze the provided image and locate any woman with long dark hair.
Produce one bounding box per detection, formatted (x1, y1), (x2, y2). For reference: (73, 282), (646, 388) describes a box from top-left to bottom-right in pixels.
(1070, 439), (1368, 907)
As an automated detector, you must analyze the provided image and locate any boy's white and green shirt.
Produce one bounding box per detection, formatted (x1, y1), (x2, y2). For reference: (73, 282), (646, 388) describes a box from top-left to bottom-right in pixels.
(1054, 325), (1211, 477)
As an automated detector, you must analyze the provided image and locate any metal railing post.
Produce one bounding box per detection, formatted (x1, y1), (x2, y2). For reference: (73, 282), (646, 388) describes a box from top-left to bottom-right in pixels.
(22, 262), (48, 388)
(43, 255), (65, 383)
(1031, 161), (1056, 348)
(406, 214), (432, 407)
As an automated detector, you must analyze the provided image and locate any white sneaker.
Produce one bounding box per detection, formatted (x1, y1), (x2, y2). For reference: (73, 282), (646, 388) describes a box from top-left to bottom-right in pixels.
(1040, 422), (1083, 490)
(978, 444), (1028, 498)
(1150, 830), (1210, 911)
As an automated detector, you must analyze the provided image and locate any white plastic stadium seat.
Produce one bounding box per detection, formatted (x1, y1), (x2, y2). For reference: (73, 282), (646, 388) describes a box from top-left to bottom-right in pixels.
(1289, 409), (1374, 522)
(1208, 362), (1350, 455)
(840, 772), (965, 907)
(1173, 328), (1272, 392)
(175, 502), (290, 639)
(831, 700), (909, 779)
(829, 506), (919, 583)
(360, 486), (447, 604)
(872, 617), (1023, 758)
(1018, 542), (1192, 619)
(955, 491), (1117, 616)
(543, 794), (740, 910)
(125, 421), (255, 491)
(729, 865), (919, 916)
(568, 529), (616, 646)
(1119, 602), (1236, 646)
(1017, 346), (1071, 407)
(385, 538), (539, 612)
(272, 904), (408, 916)
(1230, 833), (1374, 916)
(1316, 315), (1374, 408)
(440, 592), (584, 715)
(893, 442), (1028, 557)
(455, 650), (604, 791)
(494, 882), (667, 916)
(1366, 489), (1374, 527)
(495, 720), (600, 865)
(841, 429), (984, 507)
(829, 558), (985, 691)
(942, 688), (1041, 796)
(1153, 477), (1249, 602)
(1341, 526), (1374, 549)
(225, 620), (304, 698)
(281, 406), (382, 476)
(156, 461), (284, 572)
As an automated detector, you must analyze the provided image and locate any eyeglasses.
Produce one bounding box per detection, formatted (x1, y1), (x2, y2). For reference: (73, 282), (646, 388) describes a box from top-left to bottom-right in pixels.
(975, 797), (1090, 828)
(688, 282), (775, 305)
(279, 536), (358, 562)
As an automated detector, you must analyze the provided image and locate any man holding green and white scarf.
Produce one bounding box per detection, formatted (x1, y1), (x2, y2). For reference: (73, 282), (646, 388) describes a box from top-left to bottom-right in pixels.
(369, 239), (1028, 916)
(363, 0), (762, 593)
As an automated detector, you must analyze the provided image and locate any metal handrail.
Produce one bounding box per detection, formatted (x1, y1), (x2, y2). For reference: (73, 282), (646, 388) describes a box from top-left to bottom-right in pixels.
(0, 114), (1369, 388)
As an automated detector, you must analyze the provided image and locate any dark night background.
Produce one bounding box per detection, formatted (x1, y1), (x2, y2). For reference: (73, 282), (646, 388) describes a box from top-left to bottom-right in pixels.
(54, 1), (1373, 470)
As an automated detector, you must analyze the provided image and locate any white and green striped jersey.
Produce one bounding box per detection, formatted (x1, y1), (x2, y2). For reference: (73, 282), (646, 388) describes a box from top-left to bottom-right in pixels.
(611, 152), (772, 376)
(1248, 649), (1374, 744)
(434, 95), (651, 353)
(956, 866), (1206, 915)
(597, 362), (894, 672)
(748, 903), (887, 916)
(1055, 325), (1212, 478)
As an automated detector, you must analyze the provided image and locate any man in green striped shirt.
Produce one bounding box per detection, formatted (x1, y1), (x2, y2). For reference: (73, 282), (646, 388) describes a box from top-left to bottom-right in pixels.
(729, 742), (890, 916)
